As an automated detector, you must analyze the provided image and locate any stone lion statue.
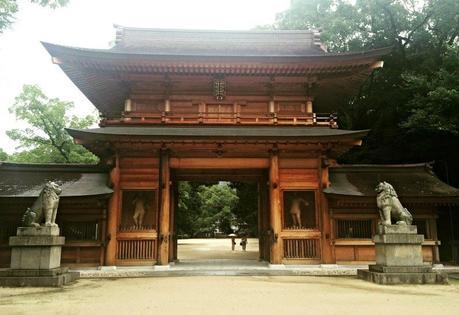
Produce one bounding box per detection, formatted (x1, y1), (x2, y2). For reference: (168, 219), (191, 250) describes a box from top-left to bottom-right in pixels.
(22, 181), (62, 227)
(375, 181), (413, 226)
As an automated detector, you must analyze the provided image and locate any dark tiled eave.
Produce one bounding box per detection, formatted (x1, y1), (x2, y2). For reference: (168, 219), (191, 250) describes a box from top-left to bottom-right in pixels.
(66, 126), (369, 142)
(324, 163), (459, 201)
(0, 162), (113, 198)
(42, 41), (391, 60)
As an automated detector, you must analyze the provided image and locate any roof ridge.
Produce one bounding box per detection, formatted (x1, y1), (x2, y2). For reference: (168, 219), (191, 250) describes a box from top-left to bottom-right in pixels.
(113, 24), (318, 34)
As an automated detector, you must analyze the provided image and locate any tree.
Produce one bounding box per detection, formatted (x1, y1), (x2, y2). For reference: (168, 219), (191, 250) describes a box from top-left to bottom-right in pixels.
(6, 84), (98, 164)
(176, 182), (243, 237)
(0, 148), (8, 161)
(231, 182), (259, 236)
(195, 183), (239, 236)
(273, 0), (459, 186)
(176, 181), (203, 237)
(0, 0), (68, 33)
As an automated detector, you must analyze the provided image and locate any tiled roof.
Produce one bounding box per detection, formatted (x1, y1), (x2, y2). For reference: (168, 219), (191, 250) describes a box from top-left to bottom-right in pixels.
(112, 26), (326, 57)
(324, 163), (459, 199)
(0, 163), (112, 198)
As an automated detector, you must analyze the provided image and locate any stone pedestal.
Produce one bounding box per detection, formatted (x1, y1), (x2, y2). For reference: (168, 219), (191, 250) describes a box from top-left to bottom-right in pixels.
(0, 226), (79, 287)
(358, 225), (447, 285)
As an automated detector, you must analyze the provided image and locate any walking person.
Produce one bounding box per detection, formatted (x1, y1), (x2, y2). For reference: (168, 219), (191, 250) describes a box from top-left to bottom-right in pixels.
(240, 235), (248, 251)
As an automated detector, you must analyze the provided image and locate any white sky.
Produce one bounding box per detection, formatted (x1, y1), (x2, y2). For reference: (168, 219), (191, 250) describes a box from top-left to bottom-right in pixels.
(0, 0), (291, 153)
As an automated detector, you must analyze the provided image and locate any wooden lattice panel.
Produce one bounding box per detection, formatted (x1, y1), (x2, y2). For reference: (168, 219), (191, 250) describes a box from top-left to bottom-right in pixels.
(116, 239), (157, 260)
(283, 238), (320, 259)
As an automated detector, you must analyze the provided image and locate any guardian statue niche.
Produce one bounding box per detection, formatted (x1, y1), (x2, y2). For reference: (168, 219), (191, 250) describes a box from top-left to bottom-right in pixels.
(375, 181), (413, 226)
(22, 181), (62, 227)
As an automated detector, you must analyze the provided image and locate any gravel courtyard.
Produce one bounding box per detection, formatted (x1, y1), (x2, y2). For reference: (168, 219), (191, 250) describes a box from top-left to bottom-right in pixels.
(1, 276), (459, 315)
(177, 238), (259, 260)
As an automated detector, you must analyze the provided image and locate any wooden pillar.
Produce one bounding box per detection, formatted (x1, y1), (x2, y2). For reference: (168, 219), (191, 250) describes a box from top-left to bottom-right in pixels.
(158, 149), (171, 265)
(430, 217), (440, 263)
(258, 182), (264, 260)
(269, 150), (283, 264)
(169, 180), (176, 262)
(258, 176), (270, 261)
(99, 200), (107, 266)
(105, 155), (120, 265)
(320, 194), (334, 263)
(320, 159), (334, 263)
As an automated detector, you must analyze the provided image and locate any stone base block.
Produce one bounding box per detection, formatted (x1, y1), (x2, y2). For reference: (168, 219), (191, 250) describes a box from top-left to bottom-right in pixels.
(369, 265), (433, 273)
(10, 242), (64, 269)
(16, 226), (60, 236)
(9, 228), (65, 270)
(377, 224), (417, 235)
(0, 267), (79, 287)
(358, 269), (448, 285)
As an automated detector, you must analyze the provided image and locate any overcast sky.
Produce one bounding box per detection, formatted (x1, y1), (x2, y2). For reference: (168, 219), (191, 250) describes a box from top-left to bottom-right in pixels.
(0, 0), (290, 153)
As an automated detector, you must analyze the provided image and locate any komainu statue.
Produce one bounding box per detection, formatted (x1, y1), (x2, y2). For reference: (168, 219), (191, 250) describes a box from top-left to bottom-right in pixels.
(375, 181), (413, 226)
(22, 181), (62, 227)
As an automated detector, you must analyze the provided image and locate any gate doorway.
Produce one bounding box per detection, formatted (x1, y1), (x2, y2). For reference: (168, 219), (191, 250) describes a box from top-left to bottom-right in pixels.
(169, 169), (271, 264)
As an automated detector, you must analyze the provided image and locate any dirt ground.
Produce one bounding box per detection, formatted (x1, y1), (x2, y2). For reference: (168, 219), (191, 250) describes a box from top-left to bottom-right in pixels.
(2, 239), (458, 314)
(178, 238), (259, 260)
(1, 276), (459, 315)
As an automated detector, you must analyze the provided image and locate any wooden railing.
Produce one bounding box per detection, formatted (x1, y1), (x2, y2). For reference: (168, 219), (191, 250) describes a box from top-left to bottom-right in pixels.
(101, 111), (338, 128)
(283, 238), (320, 259)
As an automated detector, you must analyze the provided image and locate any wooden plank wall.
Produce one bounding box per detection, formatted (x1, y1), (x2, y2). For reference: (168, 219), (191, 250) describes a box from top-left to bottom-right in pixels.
(278, 158), (323, 264)
(330, 204), (438, 264)
(119, 157), (159, 190)
(115, 157), (160, 265)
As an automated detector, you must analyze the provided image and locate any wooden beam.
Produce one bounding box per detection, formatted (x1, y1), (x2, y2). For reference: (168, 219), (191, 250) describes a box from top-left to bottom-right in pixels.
(105, 156), (120, 265)
(158, 150), (171, 265)
(269, 150), (283, 264)
(169, 158), (269, 169)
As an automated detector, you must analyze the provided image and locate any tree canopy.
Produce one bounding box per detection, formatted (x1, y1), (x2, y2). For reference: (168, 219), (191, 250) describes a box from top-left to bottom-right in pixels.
(0, 148), (7, 161)
(6, 84), (98, 164)
(176, 182), (258, 237)
(0, 0), (68, 33)
(271, 0), (459, 186)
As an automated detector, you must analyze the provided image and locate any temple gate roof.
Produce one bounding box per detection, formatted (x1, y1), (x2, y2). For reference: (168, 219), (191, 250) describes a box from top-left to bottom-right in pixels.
(324, 163), (459, 202)
(41, 26), (390, 117)
(0, 163), (112, 198)
(112, 26), (328, 57)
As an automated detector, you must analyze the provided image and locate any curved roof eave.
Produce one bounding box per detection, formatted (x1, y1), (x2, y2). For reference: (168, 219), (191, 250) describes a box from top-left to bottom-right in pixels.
(66, 126), (370, 142)
(41, 41), (392, 60)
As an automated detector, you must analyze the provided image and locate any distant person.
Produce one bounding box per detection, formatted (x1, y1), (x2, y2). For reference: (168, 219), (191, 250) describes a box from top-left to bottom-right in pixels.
(240, 236), (248, 251)
(229, 233), (236, 251)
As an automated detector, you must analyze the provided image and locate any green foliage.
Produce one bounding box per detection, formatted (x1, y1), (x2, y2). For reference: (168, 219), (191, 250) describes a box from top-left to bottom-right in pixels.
(0, 0), (68, 33)
(196, 183), (239, 235)
(274, 0), (459, 186)
(176, 182), (203, 237)
(230, 182), (259, 236)
(30, 0), (68, 9)
(401, 47), (459, 135)
(0, 0), (17, 33)
(0, 148), (8, 161)
(177, 182), (260, 237)
(6, 84), (98, 164)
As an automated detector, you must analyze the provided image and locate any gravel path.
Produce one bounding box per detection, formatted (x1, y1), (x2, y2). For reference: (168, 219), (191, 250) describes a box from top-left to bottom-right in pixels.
(1, 276), (459, 315)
